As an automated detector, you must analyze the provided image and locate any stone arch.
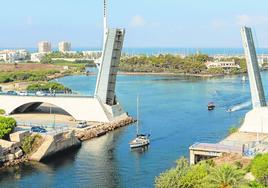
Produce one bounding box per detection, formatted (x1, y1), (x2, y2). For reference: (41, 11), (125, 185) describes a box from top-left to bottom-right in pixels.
(9, 101), (74, 118)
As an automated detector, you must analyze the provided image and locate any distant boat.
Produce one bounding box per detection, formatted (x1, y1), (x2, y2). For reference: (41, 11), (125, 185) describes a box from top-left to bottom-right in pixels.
(207, 102), (215, 111)
(226, 108), (233, 113)
(129, 96), (150, 149)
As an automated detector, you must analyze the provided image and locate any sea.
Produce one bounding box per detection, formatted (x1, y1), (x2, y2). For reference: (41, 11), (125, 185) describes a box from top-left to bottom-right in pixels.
(1, 47), (268, 55)
(2, 69), (268, 187)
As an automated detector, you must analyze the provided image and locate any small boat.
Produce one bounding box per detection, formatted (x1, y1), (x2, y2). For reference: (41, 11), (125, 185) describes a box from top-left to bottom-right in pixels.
(129, 96), (150, 149)
(207, 102), (215, 111)
(241, 76), (246, 83)
(226, 108), (232, 112)
(129, 134), (150, 149)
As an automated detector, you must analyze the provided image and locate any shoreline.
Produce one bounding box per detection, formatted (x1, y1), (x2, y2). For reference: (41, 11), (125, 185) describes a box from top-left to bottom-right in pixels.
(0, 116), (135, 169)
(0, 71), (244, 91)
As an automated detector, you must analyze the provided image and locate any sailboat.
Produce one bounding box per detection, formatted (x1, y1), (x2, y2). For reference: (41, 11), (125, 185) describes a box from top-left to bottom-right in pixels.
(129, 96), (150, 149)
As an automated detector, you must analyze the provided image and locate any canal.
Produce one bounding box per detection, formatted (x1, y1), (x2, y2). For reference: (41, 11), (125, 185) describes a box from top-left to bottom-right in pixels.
(1, 72), (265, 187)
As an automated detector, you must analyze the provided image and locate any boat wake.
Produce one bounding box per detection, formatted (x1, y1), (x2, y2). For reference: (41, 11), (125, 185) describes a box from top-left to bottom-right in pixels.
(227, 101), (251, 112)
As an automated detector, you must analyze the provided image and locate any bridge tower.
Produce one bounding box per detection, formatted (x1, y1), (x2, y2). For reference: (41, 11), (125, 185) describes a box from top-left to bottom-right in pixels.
(95, 29), (125, 106)
(95, 0), (125, 106)
(241, 26), (266, 108)
(240, 27), (268, 133)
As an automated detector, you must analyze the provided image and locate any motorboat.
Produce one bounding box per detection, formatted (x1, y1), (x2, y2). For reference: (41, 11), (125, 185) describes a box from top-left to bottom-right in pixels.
(207, 102), (215, 111)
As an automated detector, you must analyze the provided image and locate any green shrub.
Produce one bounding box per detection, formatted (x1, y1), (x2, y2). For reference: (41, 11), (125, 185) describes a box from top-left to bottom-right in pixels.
(207, 67), (225, 75)
(229, 127), (239, 135)
(155, 158), (248, 188)
(250, 154), (268, 186)
(0, 109), (5, 115)
(155, 157), (190, 188)
(0, 116), (16, 139)
(21, 135), (42, 154)
(179, 162), (210, 187)
(155, 158), (210, 188)
(0, 69), (60, 83)
(27, 82), (71, 92)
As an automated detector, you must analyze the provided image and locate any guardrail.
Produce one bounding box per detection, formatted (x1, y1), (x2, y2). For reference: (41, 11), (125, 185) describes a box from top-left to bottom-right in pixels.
(16, 122), (70, 135)
(0, 92), (94, 98)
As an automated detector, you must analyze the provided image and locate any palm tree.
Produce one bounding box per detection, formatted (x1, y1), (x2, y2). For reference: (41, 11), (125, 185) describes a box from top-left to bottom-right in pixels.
(207, 164), (245, 188)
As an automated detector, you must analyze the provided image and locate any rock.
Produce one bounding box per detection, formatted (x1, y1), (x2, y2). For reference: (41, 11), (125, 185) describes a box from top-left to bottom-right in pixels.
(14, 149), (23, 158)
(6, 154), (15, 162)
(10, 131), (30, 143)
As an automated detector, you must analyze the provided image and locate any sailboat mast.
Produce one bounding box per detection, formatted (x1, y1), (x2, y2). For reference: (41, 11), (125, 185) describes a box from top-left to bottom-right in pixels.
(136, 96), (139, 135)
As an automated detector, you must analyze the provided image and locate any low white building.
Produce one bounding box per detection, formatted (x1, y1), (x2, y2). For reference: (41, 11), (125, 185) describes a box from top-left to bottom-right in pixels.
(31, 52), (47, 62)
(205, 60), (240, 69)
(82, 51), (102, 60)
(0, 49), (29, 62)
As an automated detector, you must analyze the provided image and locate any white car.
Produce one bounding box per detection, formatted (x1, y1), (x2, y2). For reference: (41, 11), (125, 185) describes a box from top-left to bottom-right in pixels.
(76, 121), (88, 128)
(18, 91), (28, 96)
(36, 91), (46, 96)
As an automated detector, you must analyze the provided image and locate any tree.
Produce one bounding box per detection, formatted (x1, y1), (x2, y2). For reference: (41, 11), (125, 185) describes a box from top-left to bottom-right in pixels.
(179, 163), (210, 187)
(27, 82), (71, 93)
(40, 54), (52, 64)
(0, 109), (5, 115)
(155, 157), (190, 188)
(155, 158), (210, 188)
(0, 116), (16, 139)
(250, 154), (268, 186)
(207, 164), (245, 188)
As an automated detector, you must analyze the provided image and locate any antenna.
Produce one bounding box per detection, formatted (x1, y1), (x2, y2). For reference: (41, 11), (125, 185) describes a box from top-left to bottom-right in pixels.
(103, 0), (108, 40)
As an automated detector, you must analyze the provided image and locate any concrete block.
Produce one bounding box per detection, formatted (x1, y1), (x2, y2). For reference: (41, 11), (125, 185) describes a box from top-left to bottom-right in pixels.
(14, 149), (23, 158)
(6, 154), (15, 162)
(10, 131), (30, 143)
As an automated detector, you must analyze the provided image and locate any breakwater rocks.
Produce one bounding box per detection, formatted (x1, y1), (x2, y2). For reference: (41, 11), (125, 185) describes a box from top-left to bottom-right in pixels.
(0, 156), (28, 169)
(76, 116), (135, 141)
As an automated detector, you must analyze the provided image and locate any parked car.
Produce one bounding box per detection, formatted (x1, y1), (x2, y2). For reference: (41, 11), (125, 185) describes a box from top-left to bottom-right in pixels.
(7, 91), (17, 95)
(31, 126), (47, 133)
(18, 91), (28, 96)
(36, 91), (46, 96)
(76, 121), (88, 128)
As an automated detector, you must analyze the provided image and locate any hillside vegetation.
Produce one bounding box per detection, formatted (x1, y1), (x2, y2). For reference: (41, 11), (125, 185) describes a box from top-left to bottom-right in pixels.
(155, 154), (268, 188)
(120, 54), (247, 75)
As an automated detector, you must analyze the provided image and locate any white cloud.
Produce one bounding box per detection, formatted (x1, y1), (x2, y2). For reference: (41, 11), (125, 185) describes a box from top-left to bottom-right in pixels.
(236, 14), (251, 26)
(236, 14), (268, 26)
(129, 15), (146, 28)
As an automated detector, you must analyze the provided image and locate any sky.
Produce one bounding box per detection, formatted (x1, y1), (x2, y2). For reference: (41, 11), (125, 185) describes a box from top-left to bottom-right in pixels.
(0, 0), (268, 48)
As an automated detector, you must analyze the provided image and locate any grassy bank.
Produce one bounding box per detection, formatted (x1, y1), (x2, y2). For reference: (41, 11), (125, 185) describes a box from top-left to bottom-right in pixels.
(0, 61), (89, 84)
(0, 69), (60, 83)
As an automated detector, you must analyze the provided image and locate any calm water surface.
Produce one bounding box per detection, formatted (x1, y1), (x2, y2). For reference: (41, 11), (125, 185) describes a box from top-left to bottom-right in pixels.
(2, 72), (268, 188)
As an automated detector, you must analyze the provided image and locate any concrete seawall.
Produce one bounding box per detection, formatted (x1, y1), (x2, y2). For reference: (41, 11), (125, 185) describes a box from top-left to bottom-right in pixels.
(30, 131), (81, 161)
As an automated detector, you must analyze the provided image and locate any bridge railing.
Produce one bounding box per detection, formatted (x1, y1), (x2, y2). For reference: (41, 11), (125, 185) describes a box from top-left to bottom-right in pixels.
(0, 92), (94, 98)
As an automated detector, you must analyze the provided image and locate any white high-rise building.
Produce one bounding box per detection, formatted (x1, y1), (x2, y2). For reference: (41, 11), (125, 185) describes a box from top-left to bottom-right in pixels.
(59, 41), (71, 52)
(38, 41), (51, 53)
